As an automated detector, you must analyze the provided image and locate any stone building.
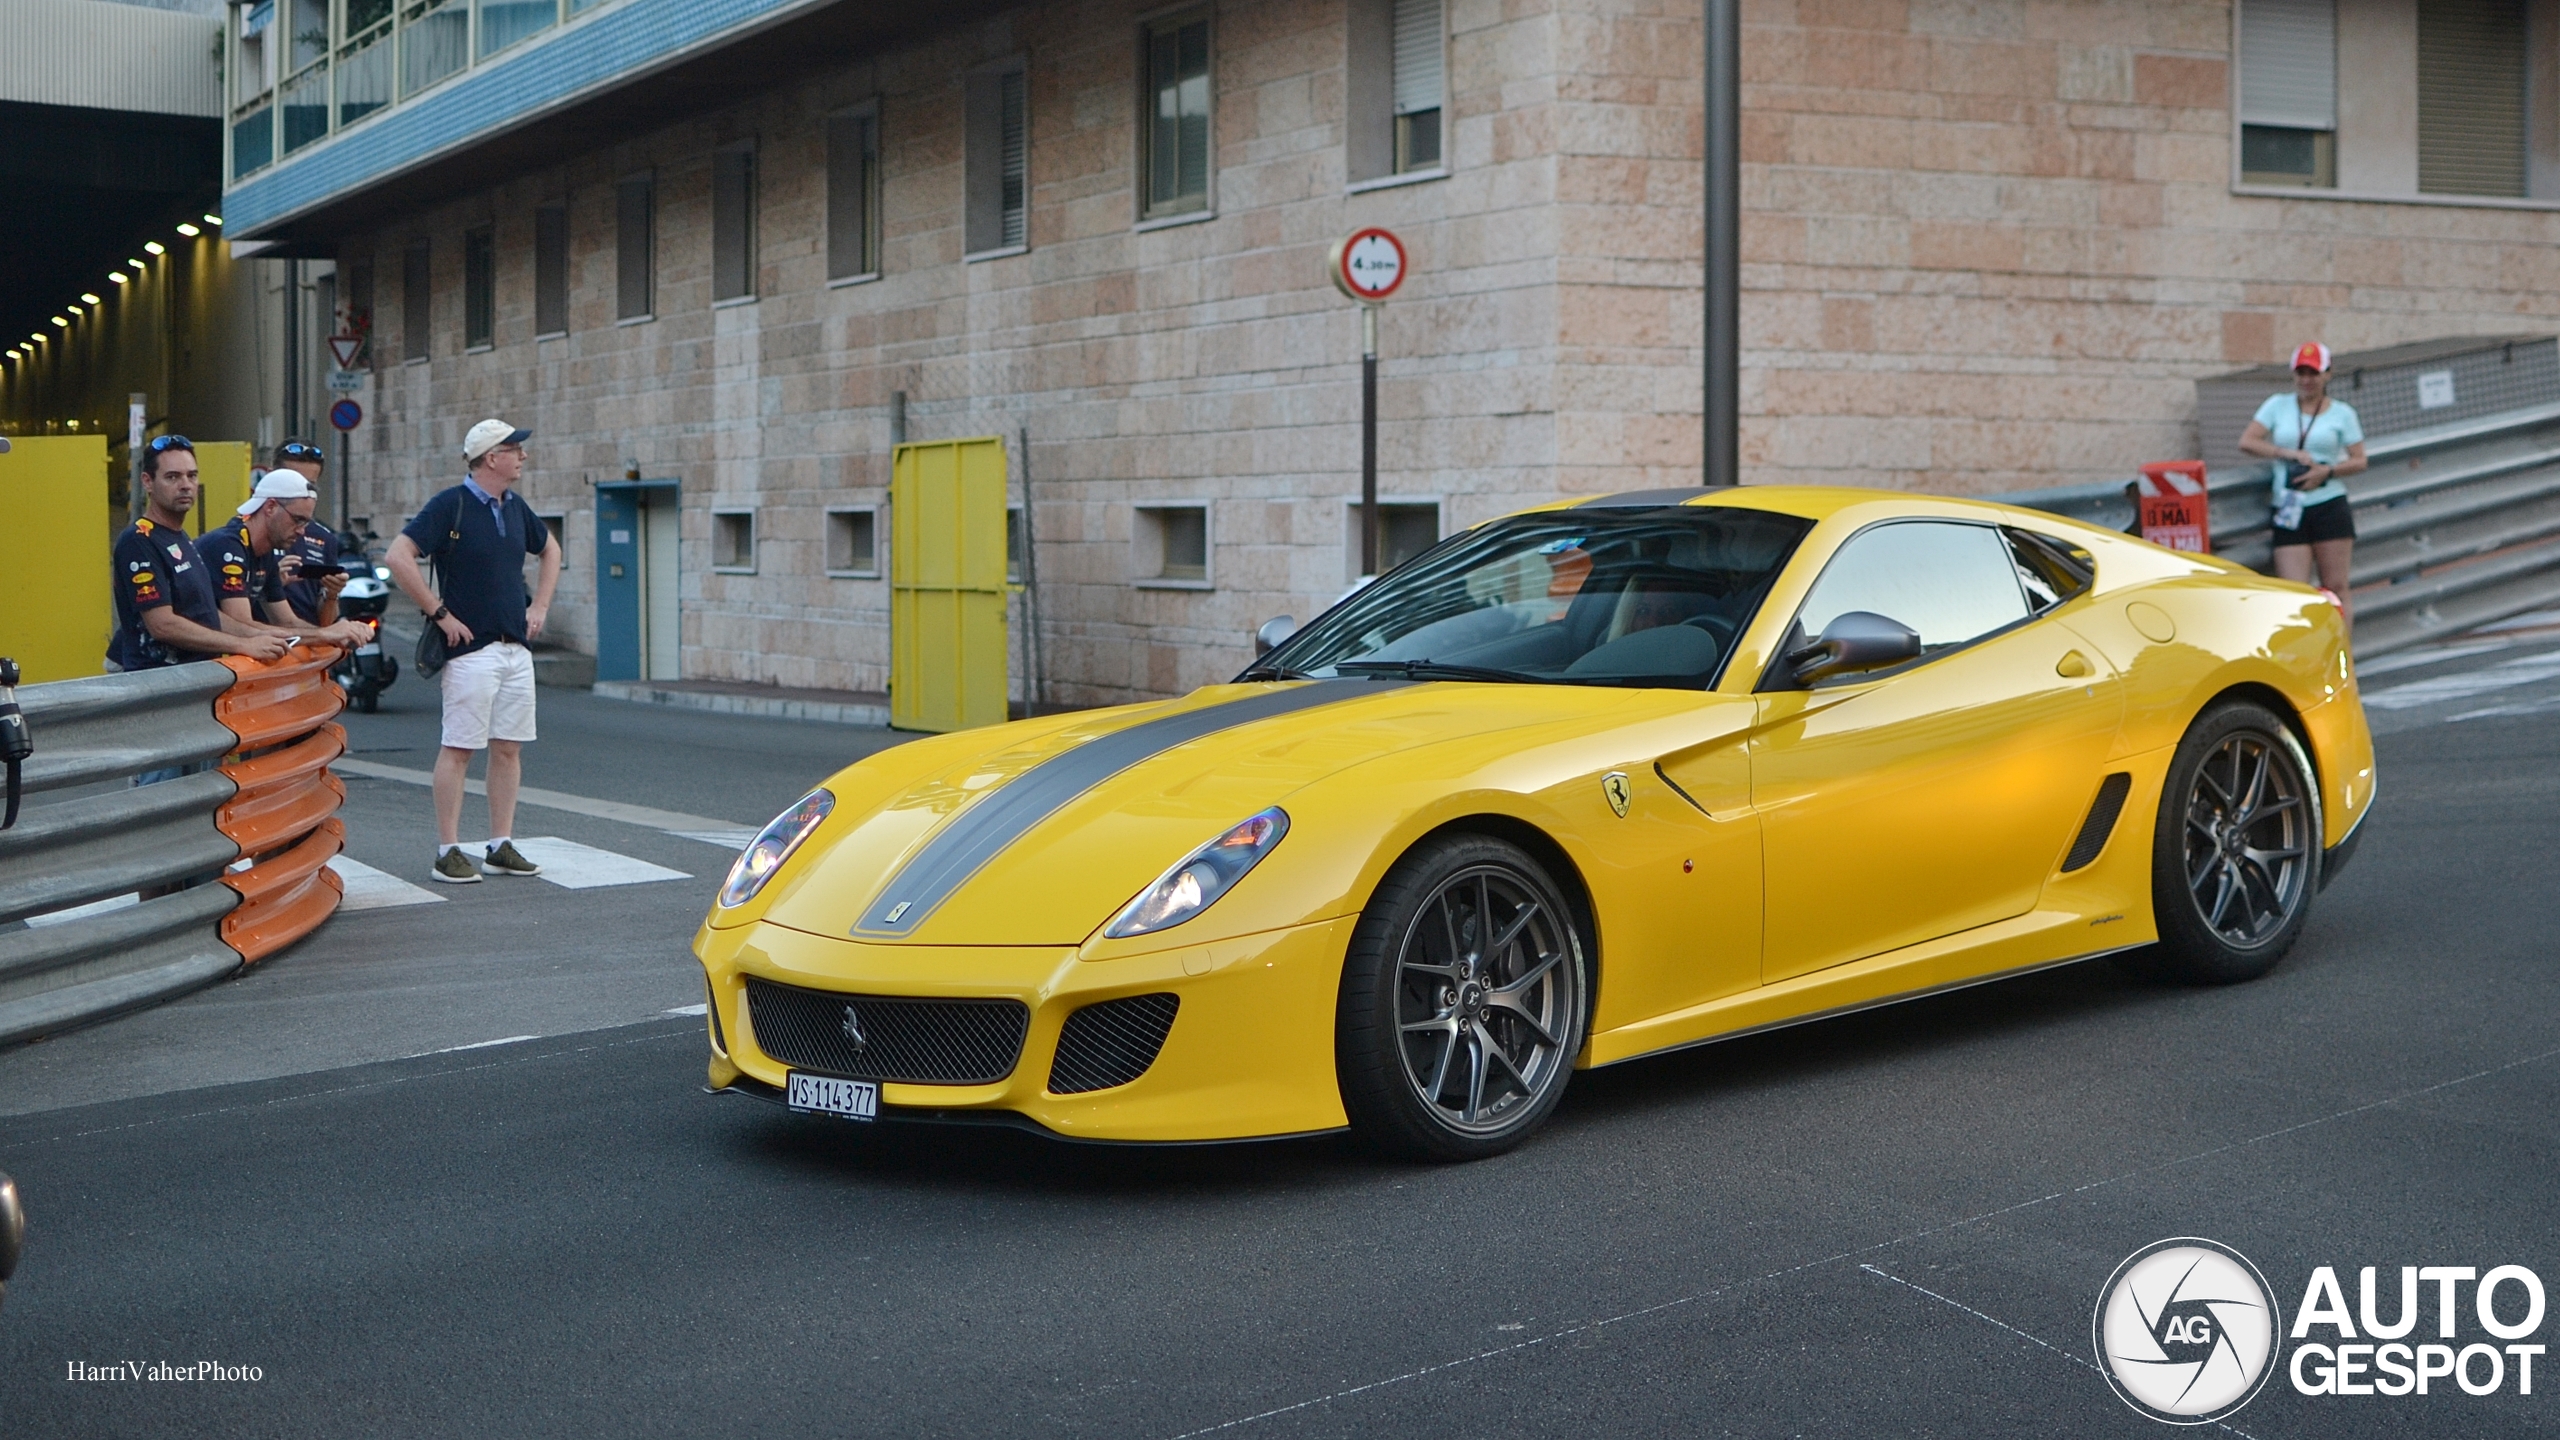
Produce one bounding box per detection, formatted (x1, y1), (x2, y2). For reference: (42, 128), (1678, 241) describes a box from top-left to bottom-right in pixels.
(212, 0), (2560, 706)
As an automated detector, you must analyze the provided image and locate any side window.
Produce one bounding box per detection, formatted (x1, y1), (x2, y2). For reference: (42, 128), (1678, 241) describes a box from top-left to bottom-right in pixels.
(1796, 522), (2029, 652)
(2005, 529), (2094, 614)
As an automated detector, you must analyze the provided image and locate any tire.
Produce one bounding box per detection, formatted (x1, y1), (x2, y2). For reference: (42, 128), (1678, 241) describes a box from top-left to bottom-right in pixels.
(2144, 701), (2321, 985)
(356, 691), (379, 714)
(1336, 834), (1589, 1162)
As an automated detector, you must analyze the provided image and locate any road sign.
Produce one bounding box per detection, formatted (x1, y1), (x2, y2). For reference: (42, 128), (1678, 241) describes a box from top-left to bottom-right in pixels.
(1330, 227), (1406, 303)
(326, 368), (364, 394)
(330, 399), (362, 432)
(328, 333), (365, 368)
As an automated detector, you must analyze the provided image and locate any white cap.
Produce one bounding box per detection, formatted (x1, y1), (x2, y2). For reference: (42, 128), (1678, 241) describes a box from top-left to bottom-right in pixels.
(463, 418), (530, 463)
(236, 469), (317, 516)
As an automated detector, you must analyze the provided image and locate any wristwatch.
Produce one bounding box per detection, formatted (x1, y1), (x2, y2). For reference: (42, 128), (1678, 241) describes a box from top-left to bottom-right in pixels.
(428, 604), (449, 622)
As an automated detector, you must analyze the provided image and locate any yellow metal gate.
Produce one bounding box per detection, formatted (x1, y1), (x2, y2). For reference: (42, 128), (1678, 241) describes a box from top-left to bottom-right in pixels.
(890, 437), (1009, 732)
(0, 436), (111, 682)
(189, 441), (253, 537)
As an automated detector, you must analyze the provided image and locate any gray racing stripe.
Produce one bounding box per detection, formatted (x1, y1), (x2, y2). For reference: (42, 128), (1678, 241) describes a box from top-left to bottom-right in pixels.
(854, 680), (1398, 937)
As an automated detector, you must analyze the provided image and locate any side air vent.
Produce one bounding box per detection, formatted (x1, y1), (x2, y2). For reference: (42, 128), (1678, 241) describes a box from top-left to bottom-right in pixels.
(2062, 772), (2134, 872)
(1047, 993), (1181, 1095)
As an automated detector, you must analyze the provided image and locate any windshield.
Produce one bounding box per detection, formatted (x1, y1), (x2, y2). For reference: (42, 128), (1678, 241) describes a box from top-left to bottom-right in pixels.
(1252, 506), (1812, 688)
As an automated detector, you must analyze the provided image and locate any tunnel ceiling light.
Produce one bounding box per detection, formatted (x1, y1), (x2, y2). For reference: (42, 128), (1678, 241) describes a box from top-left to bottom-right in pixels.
(144, 241), (166, 255)
(129, 257), (148, 269)
(80, 292), (101, 305)
(53, 315), (70, 326)
(67, 305), (81, 317)
(203, 213), (222, 226)
(175, 223), (200, 237)
(109, 272), (129, 285)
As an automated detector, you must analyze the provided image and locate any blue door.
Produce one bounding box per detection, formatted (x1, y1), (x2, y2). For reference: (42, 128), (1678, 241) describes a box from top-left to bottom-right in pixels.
(594, 486), (643, 681)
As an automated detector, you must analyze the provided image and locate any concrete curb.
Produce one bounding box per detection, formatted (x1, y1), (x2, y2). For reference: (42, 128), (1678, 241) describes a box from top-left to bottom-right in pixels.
(590, 681), (892, 729)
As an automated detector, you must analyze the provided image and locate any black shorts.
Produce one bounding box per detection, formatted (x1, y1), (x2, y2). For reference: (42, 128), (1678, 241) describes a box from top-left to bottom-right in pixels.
(2272, 494), (2356, 546)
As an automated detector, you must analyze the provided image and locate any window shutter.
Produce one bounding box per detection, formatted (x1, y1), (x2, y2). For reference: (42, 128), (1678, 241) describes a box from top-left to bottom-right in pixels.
(2418, 0), (2526, 197)
(999, 69), (1027, 248)
(1391, 0), (1442, 117)
(2237, 0), (2334, 130)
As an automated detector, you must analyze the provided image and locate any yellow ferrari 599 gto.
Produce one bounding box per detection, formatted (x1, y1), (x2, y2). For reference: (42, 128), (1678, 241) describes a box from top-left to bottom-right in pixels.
(694, 486), (2374, 1160)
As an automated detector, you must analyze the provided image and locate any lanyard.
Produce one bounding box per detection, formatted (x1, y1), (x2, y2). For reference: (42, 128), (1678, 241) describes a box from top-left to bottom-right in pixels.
(2295, 397), (2325, 454)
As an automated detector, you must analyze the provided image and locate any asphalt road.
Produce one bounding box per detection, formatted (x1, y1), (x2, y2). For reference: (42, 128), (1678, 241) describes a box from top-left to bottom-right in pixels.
(2, 635), (2557, 1438)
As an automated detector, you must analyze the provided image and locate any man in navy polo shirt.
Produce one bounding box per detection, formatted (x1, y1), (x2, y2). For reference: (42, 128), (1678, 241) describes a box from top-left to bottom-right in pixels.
(386, 418), (563, 884)
(110, 437), (291, 673)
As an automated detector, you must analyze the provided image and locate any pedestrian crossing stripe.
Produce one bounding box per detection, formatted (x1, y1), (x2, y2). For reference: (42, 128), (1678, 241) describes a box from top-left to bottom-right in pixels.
(507, 837), (692, 890)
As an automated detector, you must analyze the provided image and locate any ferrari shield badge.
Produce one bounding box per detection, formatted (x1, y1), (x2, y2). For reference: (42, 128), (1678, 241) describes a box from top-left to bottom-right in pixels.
(1601, 771), (1631, 818)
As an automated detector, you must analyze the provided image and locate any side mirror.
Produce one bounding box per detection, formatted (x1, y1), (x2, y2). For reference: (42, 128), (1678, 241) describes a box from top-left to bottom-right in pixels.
(1255, 616), (1297, 656)
(1786, 611), (1921, 686)
(0, 1170), (22, 1313)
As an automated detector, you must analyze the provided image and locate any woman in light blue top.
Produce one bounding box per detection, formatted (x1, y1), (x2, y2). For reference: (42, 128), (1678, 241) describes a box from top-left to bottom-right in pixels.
(2238, 341), (2367, 634)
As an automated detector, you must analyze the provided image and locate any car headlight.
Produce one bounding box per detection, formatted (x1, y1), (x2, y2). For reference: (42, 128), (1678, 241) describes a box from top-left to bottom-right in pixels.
(719, 788), (833, 908)
(1106, 808), (1289, 939)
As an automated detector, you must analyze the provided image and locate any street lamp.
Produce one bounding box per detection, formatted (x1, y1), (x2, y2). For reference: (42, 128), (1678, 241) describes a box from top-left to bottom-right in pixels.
(175, 223), (200, 237)
(203, 213), (223, 227)
(109, 272), (128, 285)
(80, 293), (100, 305)
(144, 241), (165, 256)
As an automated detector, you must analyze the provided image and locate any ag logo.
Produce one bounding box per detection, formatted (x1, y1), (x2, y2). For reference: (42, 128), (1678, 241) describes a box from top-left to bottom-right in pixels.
(840, 1004), (868, 1051)
(1601, 771), (1631, 818)
(2095, 1237), (2281, 1424)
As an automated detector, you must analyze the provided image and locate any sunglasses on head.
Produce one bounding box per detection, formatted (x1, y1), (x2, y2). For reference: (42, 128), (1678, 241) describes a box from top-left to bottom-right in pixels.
(279, 441), (324, 461)
(146, 434), (193, 454)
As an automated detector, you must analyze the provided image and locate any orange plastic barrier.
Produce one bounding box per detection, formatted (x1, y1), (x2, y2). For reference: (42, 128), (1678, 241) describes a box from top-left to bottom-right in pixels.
(216, 645), (350, 963)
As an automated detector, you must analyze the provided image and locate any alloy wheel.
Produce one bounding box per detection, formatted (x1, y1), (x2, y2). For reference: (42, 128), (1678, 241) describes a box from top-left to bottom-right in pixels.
(1391, 864), (1578, 1135)
(2181, 731), (2310, 947)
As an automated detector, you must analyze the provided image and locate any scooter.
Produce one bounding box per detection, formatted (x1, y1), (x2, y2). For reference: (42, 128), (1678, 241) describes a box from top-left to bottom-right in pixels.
(331, 549), (401, 713)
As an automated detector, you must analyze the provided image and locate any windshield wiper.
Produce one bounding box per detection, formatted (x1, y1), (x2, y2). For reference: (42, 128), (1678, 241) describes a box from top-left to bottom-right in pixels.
(1237, 663), (1318, 681)
(1337, 659), (1546, 684)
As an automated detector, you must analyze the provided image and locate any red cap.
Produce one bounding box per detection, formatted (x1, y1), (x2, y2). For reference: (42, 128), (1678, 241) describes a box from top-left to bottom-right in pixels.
(2292, 342), (2331, 373)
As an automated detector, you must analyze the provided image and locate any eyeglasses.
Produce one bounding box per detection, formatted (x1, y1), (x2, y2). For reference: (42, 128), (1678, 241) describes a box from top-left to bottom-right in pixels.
(279, 441), (325, 461)
(146, 434), (193, 454)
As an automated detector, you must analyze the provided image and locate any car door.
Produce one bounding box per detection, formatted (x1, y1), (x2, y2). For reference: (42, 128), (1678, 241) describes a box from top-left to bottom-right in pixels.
(1752, 521), (2125, 983)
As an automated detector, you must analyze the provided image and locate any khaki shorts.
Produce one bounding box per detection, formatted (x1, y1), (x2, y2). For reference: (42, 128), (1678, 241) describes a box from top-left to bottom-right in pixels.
(439, 641), (537, 750)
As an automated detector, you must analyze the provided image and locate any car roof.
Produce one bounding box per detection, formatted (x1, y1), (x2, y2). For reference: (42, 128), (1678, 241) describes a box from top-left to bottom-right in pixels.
(1517, 484), (2060, 528)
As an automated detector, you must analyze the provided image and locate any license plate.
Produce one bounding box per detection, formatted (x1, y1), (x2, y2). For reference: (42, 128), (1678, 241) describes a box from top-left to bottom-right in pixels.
(786, 1072), (878, 1121)
(357, 642), (381, 656)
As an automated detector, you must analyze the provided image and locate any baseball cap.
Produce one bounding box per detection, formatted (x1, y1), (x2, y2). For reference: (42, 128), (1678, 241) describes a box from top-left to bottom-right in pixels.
(463, 418), (531, 462)
(2292, 342), (2332, 373)
(236, 470), (318, 515)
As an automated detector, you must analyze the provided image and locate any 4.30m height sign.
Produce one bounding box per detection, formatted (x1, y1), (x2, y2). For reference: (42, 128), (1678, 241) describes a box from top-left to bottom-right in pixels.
(1330, 227), (1406, 303)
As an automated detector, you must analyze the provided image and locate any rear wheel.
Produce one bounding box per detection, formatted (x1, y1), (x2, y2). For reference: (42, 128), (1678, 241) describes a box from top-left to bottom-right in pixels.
(1337, 834), (1588, 1162)
(2145, 701), (2320, 984)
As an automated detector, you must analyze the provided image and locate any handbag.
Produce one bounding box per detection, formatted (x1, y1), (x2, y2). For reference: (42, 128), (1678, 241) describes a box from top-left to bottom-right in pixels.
(414, 618), (449, 677)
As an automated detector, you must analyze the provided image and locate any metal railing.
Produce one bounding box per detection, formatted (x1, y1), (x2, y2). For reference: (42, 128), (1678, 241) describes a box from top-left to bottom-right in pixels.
(2004, 401), (2560, 656)
(0, 649), (349, 1048)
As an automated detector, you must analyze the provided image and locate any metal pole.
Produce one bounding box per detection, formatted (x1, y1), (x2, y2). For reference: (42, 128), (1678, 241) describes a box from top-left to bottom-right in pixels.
(1361, 303), (1379, 576)
(1704, 0), (1739, 487)
(1018, 425), (1044, 716)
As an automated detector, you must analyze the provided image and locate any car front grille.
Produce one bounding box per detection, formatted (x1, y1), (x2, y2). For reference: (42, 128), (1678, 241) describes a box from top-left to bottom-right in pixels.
(743, 977), (1029, 1086)
(1047, 993), (1181, 1095)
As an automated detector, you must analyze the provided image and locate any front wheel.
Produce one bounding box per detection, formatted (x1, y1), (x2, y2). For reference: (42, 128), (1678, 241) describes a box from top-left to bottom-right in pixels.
(2144, 701), (2321, 984)
(1336, 834), (1588, 1162)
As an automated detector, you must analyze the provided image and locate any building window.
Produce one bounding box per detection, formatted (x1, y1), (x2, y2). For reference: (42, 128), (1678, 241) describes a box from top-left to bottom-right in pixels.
(401, 237), (431, 360)
(825, 507), (878, 576)
(712, 143), (758, 302)
(401, 0), (469, 97)
(1346, 0), (1444, 184)
(2418, 0), (2526, 197)
(339, 0), (394, 127)
(1345, 501), (1440, 580)
(232, 0), (277, 177)
(533, 204), (567, 336)
(1143, 13), (1211, 219)
(462, 225), (494, 349)
(537, 513), (567, 565)
(476, 0), (554, 60)
(827, 104), (880, 281)
(965, 62), (1028, 256)
(1134, 503), (1210, 587)
(2237, 0), (2336, 187)
(279, 0), (330, 155)
(616, 173), (653, 321)
(712, 510), (756, 572)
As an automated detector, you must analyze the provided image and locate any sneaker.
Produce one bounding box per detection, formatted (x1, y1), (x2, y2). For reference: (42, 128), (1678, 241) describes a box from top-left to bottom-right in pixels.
(431, 848), (483, 884)
(482, 840), (541, 877)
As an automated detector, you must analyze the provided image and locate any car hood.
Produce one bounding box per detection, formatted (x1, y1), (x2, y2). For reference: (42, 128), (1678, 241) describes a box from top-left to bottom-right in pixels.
(750, 678), (1653, 946)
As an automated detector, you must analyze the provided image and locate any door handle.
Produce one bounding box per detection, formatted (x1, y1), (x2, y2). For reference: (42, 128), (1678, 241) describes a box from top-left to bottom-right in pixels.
(2056, 650), (2094, 679)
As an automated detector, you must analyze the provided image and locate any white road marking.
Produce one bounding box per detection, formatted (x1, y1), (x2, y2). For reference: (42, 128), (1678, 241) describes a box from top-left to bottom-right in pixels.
(664, 1003), (708, 1016)
(670, 829), (759, 850)
(326, 855), (447, 911)
(332, 758), (749, 835)
(508, 837), (692, 890)
(2360, 649), (2560, 710)
(426, 1034), (540, 1055)
(23, 893), (140, 928)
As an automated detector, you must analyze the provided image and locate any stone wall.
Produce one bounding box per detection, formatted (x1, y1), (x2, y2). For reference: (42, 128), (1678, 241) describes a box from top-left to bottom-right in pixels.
(345, 0), (1707, 706)
(1739, 0), (2560, 495)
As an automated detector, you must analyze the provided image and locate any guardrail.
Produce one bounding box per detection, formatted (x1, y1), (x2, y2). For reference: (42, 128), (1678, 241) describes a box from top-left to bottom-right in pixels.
(0, 647), (349, 1048)
(2004, 401), (2560, 655)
